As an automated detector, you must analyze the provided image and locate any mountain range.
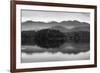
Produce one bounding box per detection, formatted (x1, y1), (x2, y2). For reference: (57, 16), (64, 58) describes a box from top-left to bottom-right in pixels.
(22, 20), (90, 32)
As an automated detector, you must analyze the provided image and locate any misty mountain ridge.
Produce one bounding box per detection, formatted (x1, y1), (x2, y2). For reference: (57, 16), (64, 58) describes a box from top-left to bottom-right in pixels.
(22, 20), (90, 25)
(51, 25), (71, 33)
(22, 20), (90, 31)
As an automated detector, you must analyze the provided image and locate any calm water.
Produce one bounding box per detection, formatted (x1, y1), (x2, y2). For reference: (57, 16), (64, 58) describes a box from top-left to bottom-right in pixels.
(21, 43), (90, 63)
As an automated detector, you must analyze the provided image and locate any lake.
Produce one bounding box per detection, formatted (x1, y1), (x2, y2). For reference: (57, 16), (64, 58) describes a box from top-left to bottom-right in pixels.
(21, 43), (90, 63)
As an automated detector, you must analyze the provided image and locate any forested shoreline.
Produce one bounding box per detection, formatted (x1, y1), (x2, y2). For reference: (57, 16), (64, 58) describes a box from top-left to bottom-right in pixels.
(21, 29), (90, 48)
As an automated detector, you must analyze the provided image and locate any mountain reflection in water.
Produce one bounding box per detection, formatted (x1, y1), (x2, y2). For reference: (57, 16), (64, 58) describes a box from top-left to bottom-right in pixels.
(21, 43), (90, 63)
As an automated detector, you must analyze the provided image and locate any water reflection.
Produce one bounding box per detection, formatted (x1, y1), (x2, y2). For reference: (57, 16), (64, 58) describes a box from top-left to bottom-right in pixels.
(21, 43), (90, 63)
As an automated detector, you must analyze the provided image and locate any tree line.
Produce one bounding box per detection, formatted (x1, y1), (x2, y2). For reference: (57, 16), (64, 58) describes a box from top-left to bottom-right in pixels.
(21, 29), (90, 48)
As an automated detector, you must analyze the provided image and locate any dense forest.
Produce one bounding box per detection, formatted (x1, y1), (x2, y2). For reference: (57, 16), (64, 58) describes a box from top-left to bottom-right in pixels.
(21, 29), (90, 48)
(21, 31), (36, 45)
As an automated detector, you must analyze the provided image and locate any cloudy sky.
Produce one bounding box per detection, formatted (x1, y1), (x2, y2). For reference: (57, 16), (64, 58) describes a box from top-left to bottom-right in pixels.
(21, 9), (90, 23)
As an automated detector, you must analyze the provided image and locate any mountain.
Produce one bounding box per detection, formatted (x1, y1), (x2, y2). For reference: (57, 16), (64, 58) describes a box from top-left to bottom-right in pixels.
(60, 20), (89, 26)
(22, 20), (90, 31)
(71, 26), (90, 32)
(51, 25), (69, 33)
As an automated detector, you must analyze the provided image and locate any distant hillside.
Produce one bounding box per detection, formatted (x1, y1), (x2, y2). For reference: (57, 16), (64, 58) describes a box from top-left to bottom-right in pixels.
(51, 25), (69, 33)
(21, 20), (90, 31)
(51, 25), (89, 33)
(71, 26), (90, 32)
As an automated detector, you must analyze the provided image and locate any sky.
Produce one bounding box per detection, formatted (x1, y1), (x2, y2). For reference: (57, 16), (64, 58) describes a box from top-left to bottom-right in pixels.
(21, 9), (90, 31)
(21, 9), (90, 23)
